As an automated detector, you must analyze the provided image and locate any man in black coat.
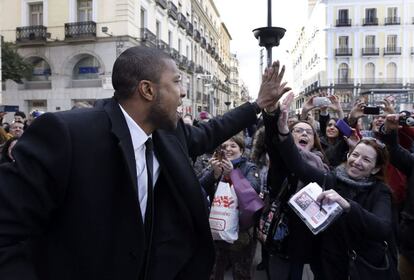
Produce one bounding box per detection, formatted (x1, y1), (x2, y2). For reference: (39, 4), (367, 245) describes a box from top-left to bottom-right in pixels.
(0, 46), (290, 280)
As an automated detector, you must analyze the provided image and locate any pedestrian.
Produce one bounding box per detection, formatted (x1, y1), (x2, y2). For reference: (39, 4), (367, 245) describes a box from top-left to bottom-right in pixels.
(0, 47), (289, 280)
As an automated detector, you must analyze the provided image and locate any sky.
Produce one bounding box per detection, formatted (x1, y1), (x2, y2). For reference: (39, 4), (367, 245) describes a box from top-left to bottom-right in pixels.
(214, 0), (308, 98)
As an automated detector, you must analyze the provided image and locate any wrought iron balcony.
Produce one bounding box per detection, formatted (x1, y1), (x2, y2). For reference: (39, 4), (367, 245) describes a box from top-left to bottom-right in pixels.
(156, 40), (170, 53)
(179, 56), (188, 70)
(384, 17), (400, 25)
(178, 13), (187, 29)
(169, 48), (180, 61)
(336, 19), (351, 27)
(362, 47), (380, 56)
(140, 28), (157, 47)
(167, 1), (178, 20)
(383, 47), (401, 55)
(16, 25), (47, 43)
(186, 22), (193, 36)
(200, 37), (206, 49)
(363, 18), (378, 26)
(206, 43), (212, 54)
(65, 21), (96, 40)
(194, 29), (201, 42)
(155, 0), (168, 9)
(196, 65), (204, 73)
(335, 48), (352, 56)
(187, 61), (195, 73)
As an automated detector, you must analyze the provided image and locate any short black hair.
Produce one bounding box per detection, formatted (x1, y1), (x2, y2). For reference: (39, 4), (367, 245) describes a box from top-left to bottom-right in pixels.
(112, 46), (171, 101)
(14, 111), (26, 119)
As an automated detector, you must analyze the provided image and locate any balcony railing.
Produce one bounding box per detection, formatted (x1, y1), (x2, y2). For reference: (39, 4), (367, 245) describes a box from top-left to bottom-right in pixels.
(16, 25), (47, 43)
(194, 29), (201, 42)
(384, 17), (400, 25)
(335, 48), (352, 56)
(167, 1), (178, 20)
(178, 13), (187, 29)
(169, 48), (180, 61)
(186, 22), (193, 36)
(65, 21), (96, 40)
(140, 28), (157, 47)
(336, 19), (351, 27)
(156, 40), (170, 53)
(200, 37), (206, 48)
(363, 18), (378, 26)
(383, 47), (402, 55)
(360, 78), (403, 84)
(362, 47), (380, 56)
(206, 43), (212, 54)
(155, 0), (168, 9)
(196, 65), (204, 73)
(187, 61), (195, 73)
(179, 56), (188, 70)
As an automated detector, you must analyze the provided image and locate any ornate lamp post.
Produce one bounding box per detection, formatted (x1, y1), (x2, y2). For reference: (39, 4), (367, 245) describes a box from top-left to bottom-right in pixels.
(253, 0), (286, 67)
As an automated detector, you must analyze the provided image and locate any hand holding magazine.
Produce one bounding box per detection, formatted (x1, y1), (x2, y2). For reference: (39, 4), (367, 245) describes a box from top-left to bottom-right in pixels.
(288, 182), (343, 235)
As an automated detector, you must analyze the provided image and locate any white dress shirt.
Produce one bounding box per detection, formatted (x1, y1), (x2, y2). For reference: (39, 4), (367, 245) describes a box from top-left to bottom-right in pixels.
(119, 105), (160, 220)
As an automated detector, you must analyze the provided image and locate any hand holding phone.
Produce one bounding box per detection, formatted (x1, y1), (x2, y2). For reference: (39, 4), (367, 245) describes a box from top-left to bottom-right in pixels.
(313, 97), (331, 107)
(363, 106), (380, 115)
(336, 119), (353, 137)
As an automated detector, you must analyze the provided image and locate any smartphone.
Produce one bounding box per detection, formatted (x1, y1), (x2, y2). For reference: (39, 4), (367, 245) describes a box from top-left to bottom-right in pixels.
(363, 106), (380, 115)
(0, 105), (19, 112)
(313, 97), (331, 107)
(214, 148), (225, 161)
(336, 119), (353, 137)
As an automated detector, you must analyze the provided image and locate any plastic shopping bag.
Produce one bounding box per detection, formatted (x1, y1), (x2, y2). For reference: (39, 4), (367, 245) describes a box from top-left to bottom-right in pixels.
(209, 181), (239, 243)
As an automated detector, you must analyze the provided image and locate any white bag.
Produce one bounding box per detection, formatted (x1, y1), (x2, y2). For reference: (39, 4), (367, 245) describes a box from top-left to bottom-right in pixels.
(209, 181), (239, 243)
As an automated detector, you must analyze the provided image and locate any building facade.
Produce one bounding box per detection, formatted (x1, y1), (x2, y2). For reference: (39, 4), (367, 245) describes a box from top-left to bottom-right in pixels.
(291, 0), (414, 114)
(0, 0), (236, 117)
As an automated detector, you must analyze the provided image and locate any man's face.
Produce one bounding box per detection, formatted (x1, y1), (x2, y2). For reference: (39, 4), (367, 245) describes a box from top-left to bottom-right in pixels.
(147, 59), (186, 131)
(371, 115), (385, 132)
(10, 122), (24, 137)
(14, 116), (24, 123)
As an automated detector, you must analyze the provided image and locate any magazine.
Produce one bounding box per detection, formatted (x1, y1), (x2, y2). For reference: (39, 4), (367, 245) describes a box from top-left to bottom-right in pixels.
(288, 182), (343, 235)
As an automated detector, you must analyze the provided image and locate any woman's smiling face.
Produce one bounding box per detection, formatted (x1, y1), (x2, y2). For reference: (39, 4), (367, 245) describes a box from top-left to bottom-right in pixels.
(326, 119), (339, 138)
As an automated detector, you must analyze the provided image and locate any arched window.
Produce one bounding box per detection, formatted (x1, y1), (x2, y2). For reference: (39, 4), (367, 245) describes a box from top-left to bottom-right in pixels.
(365, 63), (375, 83)
(386, 62), (397, 82)
(26, 57), (51, 81)
(338, 63), (349, 83)
(72, 56), (100, 80)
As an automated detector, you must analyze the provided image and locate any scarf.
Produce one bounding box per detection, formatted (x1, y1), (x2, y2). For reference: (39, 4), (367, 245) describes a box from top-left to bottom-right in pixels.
(334, 164), (376, 189)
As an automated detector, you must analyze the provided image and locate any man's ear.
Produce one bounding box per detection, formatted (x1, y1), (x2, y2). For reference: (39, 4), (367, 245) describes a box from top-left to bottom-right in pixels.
(137, 80), (155, 101)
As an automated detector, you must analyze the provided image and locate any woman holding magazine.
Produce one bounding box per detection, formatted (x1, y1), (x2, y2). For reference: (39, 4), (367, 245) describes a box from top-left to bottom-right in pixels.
(264, 92), (398, 279)
(263, 98), (330, 279)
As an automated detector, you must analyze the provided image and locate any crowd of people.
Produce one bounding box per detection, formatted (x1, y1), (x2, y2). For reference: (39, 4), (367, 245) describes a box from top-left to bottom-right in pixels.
(0, 46), (412, 280)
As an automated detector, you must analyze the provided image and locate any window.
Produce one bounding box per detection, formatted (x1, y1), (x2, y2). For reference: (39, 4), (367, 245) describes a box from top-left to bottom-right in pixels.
(78, 0), (92, 22)
(73, 56), (100, 80)
(386, 62), (397, 81)
(140, 8), (146, 28)
(186, 45), (189, 58)
(366, 8), (377, 21)
(168, 30), (172, 46)
(178, 39), (182, 54)
(387, 35), (397, 50)
(388, 7), (397, 18)
(339, 36), (349, 48)
(29, 3), (43, 25)
(365, 63), (375, 83)
(28, 58), (51, 81)
(156, 21), (161, 39)
(365, 35), (376, 48)
(338, 9), (348, 20)
(338, 63), (349, 83)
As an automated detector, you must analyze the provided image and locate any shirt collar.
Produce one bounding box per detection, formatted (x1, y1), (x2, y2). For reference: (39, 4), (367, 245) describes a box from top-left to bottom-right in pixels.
(118, 104), (151, 150)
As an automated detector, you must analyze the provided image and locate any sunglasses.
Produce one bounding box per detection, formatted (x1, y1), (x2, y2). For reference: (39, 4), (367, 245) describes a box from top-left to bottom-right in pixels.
(291, 127), (314, 135)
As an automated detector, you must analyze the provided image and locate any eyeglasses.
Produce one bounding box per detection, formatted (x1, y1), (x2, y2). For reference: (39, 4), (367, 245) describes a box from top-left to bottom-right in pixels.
(360, 137), (385, 149)
(292, 127), (314, 135)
